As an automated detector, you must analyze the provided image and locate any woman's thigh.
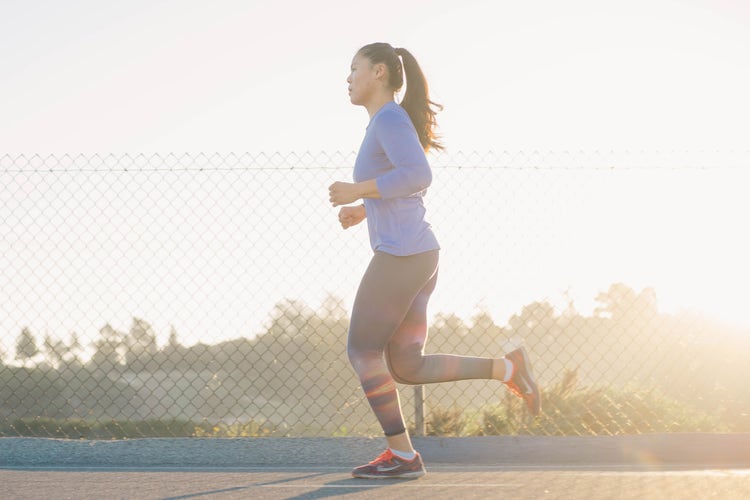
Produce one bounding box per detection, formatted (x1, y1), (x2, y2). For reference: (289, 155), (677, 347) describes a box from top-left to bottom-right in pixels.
(348, 250), (439, 353)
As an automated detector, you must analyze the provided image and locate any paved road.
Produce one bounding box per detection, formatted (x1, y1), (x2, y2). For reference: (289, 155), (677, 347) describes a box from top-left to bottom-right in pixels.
(2, 465), (750, 499)
(2, 435), (749, 499)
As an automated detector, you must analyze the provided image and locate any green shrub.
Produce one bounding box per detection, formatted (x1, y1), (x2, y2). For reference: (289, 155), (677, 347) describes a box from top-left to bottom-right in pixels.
(424, 405), (466, 436)
(426, 369), (726, 437)
(1, 370), (727, 438)
(0, 417), (199, 439)
(192, 420), (274, 437)
(524, 374), (726, 435)
(477, 404), (513, 435)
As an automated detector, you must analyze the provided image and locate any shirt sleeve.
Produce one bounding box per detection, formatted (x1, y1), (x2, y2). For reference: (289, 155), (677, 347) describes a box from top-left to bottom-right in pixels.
(373, 109), (432, 199)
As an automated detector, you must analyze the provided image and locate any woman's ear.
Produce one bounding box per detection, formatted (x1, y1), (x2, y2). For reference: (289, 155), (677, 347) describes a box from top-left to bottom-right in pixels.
(373, 62), (387, 82)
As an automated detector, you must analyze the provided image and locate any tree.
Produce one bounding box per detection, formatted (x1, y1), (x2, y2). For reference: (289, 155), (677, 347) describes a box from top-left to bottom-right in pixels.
(66, 332), (84, 365)
(467, 304), (504, 355)
(90, 323), (125, 373)
(125, 317), (158, 370)
(433, 312), (469, 336)
(320, 293), (347, 321)
(594, 283), (658, 323)
(266, 298), (316, 339)
(15, 327), (39, 366)
(167, 325), (181, 349)
(507, 301), (557, 349)
(43, 334), (67, 368)
(430, 312), (470, 352)
(470, 303), (496, 333)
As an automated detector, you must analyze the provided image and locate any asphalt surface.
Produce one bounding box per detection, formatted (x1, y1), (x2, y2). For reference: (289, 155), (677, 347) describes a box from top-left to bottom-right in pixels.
(2, 466), (750, 499)
(2, 434), (749, 499)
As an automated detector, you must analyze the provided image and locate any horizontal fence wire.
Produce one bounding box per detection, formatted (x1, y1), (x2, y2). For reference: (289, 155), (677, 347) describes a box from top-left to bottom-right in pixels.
(1, 151), (749, 438)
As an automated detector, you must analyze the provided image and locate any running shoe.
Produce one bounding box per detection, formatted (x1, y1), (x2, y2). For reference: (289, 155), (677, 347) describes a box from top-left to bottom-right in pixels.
(504, 347), (541, 416)
(351, 449), (426, 479)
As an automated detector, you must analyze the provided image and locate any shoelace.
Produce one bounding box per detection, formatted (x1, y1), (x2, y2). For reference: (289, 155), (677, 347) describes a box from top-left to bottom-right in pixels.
(367, 450), (394, 465)
(505, 380), (524, 398)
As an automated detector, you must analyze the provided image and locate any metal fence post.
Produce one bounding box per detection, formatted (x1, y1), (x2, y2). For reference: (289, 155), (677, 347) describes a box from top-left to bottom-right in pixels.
(414, 385), (425, 436)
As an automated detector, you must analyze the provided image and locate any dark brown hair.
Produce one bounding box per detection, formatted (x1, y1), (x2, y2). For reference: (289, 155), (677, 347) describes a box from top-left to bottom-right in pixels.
(357, 42), (443, 152)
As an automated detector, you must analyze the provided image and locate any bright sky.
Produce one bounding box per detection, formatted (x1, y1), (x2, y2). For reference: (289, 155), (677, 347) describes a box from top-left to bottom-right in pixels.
(2, 0), (749, 153)
(1, 0), (749, 353)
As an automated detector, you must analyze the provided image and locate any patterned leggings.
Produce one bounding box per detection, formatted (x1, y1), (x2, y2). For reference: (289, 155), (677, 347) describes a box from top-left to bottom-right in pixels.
(347, 250), (494, 436)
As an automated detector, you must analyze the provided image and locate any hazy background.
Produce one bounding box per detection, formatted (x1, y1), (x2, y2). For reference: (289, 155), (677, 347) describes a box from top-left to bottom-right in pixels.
(2, 0), (749, 353)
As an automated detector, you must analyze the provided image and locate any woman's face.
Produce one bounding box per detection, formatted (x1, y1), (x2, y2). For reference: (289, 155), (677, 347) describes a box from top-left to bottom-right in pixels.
(347, 53), (381, 106)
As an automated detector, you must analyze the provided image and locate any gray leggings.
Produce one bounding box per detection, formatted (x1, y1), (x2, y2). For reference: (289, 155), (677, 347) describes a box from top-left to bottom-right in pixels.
(347, 250), (493, 436)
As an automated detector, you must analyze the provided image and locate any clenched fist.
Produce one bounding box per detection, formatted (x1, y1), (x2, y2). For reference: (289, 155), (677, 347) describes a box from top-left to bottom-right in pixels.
(338, 205), (366, 229)
(328, 181), (361, 207)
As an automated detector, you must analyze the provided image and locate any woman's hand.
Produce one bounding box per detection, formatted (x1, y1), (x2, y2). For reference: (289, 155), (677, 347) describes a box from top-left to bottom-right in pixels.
(338, 205), (366, 229)
(328, 181), (361, 207)
(328, 179), (381, 207)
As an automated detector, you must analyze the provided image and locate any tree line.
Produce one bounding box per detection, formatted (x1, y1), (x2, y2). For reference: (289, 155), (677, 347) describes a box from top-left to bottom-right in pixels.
(1, 283), (748, 435)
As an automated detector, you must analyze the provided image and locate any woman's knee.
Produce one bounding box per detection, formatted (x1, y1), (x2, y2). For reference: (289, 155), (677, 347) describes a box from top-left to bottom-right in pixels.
(347, 342), (384, 378)
(386, 343), (425, 385)
(346, 342), (365, 373)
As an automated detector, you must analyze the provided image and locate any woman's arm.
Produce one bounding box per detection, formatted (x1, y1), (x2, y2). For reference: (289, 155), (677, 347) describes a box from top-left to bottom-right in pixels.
(328, 109), (430, 207)
(373, 110), (432, 199)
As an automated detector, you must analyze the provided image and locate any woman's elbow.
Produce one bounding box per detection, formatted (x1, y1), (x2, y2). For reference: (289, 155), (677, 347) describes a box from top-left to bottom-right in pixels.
(414, 167), (432, 192)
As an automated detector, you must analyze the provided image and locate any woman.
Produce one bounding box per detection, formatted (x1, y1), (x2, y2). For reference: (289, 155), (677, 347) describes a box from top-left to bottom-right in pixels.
(328, 42), (541, 479)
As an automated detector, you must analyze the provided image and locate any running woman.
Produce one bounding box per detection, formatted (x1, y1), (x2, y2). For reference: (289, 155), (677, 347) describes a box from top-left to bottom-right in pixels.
(328, 42), (541, 479)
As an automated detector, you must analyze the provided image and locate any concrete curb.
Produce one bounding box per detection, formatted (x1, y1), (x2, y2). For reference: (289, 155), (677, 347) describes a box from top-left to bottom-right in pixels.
(2, 434), (749, 468)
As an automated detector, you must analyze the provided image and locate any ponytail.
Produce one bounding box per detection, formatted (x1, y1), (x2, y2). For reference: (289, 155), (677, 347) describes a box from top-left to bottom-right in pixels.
(357, 43), (444, 152)
(394, 47), (443, 152)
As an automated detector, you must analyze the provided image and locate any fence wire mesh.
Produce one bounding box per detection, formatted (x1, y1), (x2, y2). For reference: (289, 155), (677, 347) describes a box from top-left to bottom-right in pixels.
(1, 152), (749, 438)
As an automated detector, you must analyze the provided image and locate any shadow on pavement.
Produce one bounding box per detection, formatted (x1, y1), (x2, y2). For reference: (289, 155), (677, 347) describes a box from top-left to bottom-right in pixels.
(159, 471), (336, 500)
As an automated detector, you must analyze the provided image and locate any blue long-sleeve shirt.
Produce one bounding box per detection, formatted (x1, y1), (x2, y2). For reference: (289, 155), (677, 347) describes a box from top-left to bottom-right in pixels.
(353, 101), (440, 256)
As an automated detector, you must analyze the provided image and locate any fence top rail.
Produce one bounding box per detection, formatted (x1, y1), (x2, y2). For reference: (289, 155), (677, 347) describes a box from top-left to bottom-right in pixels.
(2, 150), (749, 172)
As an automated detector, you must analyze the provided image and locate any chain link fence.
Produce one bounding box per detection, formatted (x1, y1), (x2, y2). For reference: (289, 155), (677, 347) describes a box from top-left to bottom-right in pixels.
(1, 151), (749, 438)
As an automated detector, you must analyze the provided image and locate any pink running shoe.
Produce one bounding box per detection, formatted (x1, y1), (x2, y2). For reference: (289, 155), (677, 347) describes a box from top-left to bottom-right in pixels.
(352, 449), (426, 479)
(504, 347), (541, 416)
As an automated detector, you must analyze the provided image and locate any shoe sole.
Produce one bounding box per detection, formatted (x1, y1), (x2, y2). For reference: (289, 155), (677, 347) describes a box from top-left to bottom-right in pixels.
(352, 470), (426, 479)
(514, 347), (541, 416)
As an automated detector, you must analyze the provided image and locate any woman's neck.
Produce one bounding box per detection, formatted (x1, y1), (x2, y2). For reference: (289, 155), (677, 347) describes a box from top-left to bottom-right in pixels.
(365, 94), (396, 119)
